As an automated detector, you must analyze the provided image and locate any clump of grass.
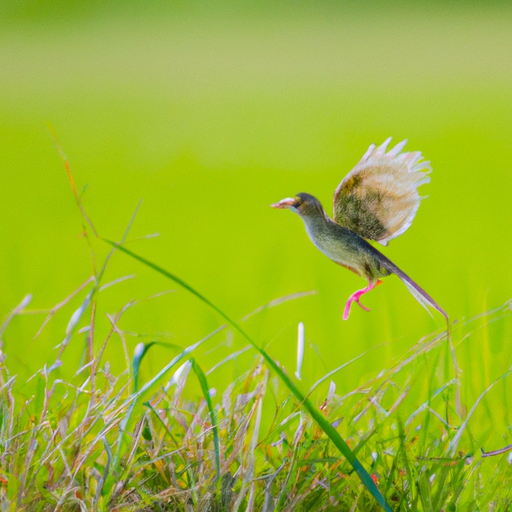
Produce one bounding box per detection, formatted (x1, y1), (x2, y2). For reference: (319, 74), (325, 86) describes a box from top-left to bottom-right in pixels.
(1, 258), (512, 510)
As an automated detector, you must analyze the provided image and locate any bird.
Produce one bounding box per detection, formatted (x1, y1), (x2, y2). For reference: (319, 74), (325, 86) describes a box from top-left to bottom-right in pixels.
(271, 137), (448, 325)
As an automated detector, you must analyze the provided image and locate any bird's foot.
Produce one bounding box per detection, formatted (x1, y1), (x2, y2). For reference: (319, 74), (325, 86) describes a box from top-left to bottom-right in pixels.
(343, 280), (383, 320)
(343, 293), (370, 320)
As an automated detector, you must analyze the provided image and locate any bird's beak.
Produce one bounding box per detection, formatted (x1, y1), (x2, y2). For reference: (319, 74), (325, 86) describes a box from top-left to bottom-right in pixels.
(271, 197), (296, 209)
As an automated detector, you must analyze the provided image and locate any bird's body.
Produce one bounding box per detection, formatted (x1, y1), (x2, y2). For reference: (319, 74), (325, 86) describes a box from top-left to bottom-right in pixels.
(297, 194), (390, 281)
(272, 138), (448, 323)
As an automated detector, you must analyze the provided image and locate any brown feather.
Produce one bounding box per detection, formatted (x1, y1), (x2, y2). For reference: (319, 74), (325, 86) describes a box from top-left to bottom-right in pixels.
(333, 138), (430, 245)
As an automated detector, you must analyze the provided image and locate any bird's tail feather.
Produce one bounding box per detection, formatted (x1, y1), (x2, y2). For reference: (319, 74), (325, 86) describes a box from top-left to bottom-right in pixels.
(402, 279), (434, 319)
(381, 258), (449, 327)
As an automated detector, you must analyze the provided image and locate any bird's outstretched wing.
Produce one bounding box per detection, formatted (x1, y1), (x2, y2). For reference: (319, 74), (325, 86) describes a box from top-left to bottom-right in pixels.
(333, 138), (431, 246)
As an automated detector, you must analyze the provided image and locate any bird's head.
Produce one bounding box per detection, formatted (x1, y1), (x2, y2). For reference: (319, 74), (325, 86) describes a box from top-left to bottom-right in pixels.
(271, 192), (324, 217)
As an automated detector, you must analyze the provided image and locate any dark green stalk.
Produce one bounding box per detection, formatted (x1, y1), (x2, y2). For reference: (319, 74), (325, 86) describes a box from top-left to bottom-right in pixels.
(190, 358), (221, 481)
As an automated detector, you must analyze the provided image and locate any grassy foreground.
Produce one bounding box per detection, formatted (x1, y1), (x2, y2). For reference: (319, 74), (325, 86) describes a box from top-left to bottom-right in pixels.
(1, 224), (512, 510)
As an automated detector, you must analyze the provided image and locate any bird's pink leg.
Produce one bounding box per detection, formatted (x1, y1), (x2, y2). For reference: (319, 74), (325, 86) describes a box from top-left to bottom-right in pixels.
(343, 280), (383, 320)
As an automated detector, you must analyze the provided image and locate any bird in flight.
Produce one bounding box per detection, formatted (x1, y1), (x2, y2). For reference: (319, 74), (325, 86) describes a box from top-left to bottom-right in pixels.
(271, 137), (448, 325)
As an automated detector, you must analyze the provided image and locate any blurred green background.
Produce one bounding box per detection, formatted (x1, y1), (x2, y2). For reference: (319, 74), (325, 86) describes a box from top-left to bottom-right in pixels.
(1, 1), (512, 415)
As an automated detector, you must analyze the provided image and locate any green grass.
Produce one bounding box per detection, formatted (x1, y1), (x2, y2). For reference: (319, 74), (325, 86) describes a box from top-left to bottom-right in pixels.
(1, 245), (512, 509)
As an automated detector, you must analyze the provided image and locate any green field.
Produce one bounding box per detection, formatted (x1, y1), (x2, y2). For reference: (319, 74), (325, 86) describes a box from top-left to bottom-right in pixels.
(1, 2), (512, 508)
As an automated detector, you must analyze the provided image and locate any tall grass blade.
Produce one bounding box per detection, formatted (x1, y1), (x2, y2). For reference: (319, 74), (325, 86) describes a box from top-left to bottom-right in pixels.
(95, 436), (112, 506)
(102, 239), (394, 512)
(190, 358), (221, 481)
